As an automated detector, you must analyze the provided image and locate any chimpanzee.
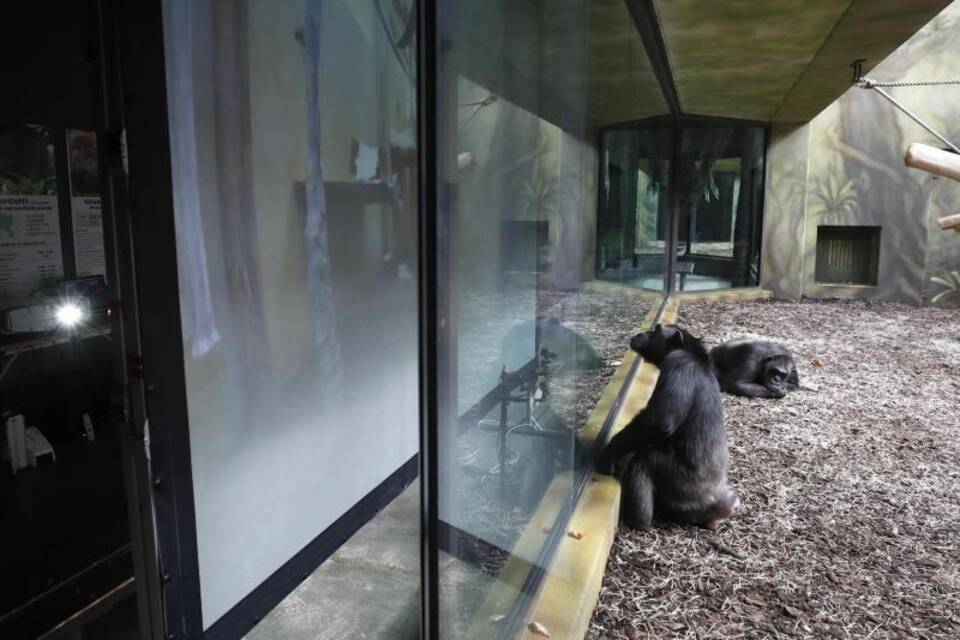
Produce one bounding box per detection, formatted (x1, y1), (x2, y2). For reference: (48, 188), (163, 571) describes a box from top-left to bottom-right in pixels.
(597, 324), (738, 531)
(710, 339), (800, 399)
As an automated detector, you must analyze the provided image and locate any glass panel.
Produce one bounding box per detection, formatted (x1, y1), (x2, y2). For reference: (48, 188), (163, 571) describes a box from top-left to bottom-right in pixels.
(161, 0), (418, 629)
(597, 121), (767, 293)
(596, 127), (671, 291)
(0, 123), (136, 638)
(689, 157), (740, 258)
(433, 0), (662, 636)
(676, 123), (766, 291)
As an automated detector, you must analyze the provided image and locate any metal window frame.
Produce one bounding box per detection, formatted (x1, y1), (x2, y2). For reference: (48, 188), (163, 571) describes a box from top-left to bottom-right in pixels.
(417, 0), (440, 635)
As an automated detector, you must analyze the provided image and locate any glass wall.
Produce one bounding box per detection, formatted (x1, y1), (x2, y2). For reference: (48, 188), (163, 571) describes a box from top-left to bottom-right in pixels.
(596, 126), (671, 291)
(597, 119), (767, 292)
(161, 0), (418, 630)
(431, 0), (663, 637)
(675, 122), (766, 290)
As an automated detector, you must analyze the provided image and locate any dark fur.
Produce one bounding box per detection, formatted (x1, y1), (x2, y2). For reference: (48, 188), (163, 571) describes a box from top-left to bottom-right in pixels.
(597, 324), (737, 530)
(710, 339), (800, 399)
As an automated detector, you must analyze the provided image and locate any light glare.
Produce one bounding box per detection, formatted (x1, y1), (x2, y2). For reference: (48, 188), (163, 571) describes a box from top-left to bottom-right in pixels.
(56, 302), (85, 328)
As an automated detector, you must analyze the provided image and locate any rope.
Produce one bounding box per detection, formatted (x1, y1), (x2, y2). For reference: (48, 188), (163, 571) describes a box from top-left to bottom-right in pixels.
(856, 78), (960, 155)
(857, 78), (960, 88)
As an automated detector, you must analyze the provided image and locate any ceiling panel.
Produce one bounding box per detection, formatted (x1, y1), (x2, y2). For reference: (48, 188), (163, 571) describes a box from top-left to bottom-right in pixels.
(774, 0), (952, 122)
(656, 0), (851, 120)
(653, 0), (951, 122)
(585, 0), (668, 124)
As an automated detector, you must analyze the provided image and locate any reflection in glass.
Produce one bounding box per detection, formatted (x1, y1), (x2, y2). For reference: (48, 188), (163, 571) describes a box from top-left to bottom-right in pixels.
(676, 124), (766, 290)
(597, 120), (767, 292)
(596, 127), (671, 291)
(434, 1), (660, 636)
(162, 0), (418, 629)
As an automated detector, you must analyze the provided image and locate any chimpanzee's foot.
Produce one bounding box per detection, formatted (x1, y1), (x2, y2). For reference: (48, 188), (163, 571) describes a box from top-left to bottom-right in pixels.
(704, 493), (740, 530)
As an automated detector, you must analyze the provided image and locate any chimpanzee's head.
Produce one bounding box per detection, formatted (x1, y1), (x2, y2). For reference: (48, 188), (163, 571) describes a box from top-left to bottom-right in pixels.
(629, 324), (701, 365)
(762, 354), (800, 395)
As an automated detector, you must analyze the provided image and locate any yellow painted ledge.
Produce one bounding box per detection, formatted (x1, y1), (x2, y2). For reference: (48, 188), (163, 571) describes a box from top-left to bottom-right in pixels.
(512, 474), (620, 640)
(673, 287), (772, 303)
(504, 296), (680, 640)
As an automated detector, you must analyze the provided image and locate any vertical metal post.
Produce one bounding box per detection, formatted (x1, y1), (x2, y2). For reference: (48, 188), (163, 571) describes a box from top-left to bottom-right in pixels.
(111, 0), (205, 637)
(417, 0), (440, 636)
(92, 2), (165, 638)
(665, 120), (682, 293)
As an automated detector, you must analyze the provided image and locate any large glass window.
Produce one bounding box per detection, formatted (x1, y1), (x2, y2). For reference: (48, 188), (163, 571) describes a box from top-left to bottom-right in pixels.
(161, 0), (418, 630)
(431, 0), (663, 637)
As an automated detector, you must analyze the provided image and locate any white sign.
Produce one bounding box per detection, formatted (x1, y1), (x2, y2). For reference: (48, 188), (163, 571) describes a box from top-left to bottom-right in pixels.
(71, 196), (106, 278)
(0, 195), (63, 298)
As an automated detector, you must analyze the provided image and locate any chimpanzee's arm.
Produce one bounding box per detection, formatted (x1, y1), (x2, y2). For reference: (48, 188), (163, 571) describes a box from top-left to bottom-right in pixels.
(787, 367), (800, 390)
(596, 366), (695, 474)
(726, 380), (785, 399)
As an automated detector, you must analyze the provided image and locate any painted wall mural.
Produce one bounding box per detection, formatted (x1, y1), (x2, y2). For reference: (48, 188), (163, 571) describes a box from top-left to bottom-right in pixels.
(762, 1), (960, 307)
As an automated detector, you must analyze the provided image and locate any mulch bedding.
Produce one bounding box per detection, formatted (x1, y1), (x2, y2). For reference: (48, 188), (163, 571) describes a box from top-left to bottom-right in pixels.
(588, 298), (960, 640)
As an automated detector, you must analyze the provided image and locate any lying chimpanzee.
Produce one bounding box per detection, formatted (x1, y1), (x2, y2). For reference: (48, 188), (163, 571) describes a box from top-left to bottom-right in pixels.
(710, 339), (800, 399)
(597, 324), (739, 531)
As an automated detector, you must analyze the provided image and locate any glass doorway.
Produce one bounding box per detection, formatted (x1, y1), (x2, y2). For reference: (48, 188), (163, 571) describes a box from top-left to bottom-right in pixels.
(597, 118), (768, 293)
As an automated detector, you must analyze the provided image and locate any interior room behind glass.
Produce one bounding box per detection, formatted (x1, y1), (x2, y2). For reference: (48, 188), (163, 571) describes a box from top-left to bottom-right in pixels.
(0, 2), (137, 637)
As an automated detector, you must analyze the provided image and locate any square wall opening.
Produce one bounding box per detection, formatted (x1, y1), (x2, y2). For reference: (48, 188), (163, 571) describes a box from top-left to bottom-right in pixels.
(815, 225), (881, 286)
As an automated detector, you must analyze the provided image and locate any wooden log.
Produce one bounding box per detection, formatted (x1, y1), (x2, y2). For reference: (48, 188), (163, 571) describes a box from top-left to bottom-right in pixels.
(937, 212), (960, 232)
(905, 142), (960, 182)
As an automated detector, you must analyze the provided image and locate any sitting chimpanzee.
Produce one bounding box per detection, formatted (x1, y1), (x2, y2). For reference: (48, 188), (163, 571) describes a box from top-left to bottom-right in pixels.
(710, 339), (799, 399)
(597, 324), (739, 531)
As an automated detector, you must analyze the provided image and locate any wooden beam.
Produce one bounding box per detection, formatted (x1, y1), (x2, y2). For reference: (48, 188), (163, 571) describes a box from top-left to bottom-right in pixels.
(937, 213), (960, 232)
(905, 143), (960, 181)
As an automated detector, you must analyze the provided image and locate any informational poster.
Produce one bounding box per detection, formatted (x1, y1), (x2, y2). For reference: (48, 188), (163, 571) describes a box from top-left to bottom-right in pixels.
(0, 194), (64, 297)
(0, 125), (63, 298)
(68, 130), (106, 279)
(71, 196), (105, 278)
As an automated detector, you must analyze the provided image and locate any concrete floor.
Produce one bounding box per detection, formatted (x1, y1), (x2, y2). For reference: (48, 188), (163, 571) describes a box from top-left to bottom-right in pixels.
(245, 482), (493, 640)
(245, 484), (421, 640)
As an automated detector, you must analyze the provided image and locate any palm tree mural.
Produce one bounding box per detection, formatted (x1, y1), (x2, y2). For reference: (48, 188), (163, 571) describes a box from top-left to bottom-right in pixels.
(516, 128), (558, 220)
(930, 270), (960, 306)
(808, 172), (860, 220)
(517, 171), (558, 220)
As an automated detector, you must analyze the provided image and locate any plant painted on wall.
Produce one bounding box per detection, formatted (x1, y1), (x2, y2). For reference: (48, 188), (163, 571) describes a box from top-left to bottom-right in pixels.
(809, 172), (860, 220)
(930, 270), (960, 307)
(516, 128), (558, 220)
(518, 171), (558, 220)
